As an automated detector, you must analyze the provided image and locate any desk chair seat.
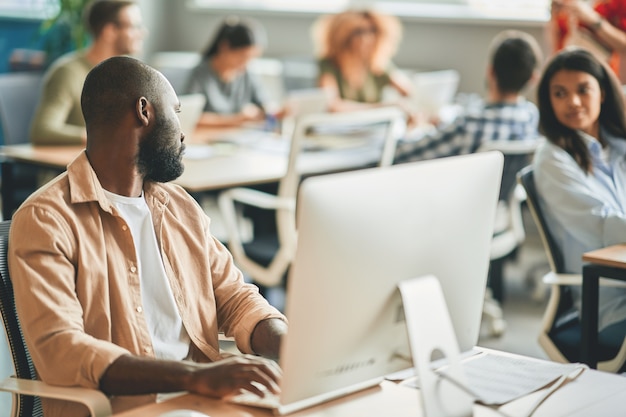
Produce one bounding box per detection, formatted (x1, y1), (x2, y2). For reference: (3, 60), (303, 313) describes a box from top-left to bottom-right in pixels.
(517, 166), (626, 373)
(0, 220), (112, 416)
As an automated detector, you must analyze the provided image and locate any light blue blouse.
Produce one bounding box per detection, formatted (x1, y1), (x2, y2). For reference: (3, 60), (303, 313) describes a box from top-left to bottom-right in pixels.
(533, 127), (626, 330)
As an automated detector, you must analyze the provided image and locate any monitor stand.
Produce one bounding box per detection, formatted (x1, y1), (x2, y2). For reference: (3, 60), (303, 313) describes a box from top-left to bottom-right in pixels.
(398, 275), (474, 417)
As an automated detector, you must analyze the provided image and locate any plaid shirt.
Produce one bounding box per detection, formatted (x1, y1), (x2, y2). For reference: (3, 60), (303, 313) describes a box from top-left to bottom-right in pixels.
(394, 97), (539, 163)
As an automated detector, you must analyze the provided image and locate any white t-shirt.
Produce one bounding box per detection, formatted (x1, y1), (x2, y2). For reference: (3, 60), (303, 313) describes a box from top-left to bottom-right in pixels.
(104, 190), (190, 360)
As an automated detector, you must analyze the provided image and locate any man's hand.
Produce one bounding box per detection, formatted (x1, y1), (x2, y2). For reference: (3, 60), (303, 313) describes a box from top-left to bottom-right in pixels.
(188, 354), (282, 398)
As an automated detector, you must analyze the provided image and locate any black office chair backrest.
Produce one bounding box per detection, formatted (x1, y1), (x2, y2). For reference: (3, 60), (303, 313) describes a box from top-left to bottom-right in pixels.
(0, 220), (43, 417)
(517, 165), (566, 273)
(500, 153), (532, 201)
(0, 72), (44, 146)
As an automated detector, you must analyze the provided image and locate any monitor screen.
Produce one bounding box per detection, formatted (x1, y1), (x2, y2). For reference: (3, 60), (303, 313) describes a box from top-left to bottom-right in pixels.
(278, 152), (503, 407)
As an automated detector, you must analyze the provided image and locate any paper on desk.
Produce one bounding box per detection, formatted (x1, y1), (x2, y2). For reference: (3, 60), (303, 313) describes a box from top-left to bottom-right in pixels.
(184, 143), (239, 159)
(443, 353), (585, 405)
(183, 144), (216, 160)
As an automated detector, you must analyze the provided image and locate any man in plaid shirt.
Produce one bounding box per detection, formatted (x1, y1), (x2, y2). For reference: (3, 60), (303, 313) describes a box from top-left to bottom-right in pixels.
(395, 30), (542, 164)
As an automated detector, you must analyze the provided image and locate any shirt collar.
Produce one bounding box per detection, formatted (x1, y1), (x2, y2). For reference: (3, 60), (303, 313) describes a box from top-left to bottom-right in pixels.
(578, 126), (626, 157)
(66, 151), (170, 213)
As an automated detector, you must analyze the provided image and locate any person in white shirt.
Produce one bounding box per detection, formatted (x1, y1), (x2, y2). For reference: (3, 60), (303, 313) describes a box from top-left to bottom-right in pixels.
(534, 47), (626, 331)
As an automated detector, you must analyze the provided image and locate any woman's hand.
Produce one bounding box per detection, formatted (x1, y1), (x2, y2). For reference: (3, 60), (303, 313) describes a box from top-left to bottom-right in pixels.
(555, 0), (600, 27)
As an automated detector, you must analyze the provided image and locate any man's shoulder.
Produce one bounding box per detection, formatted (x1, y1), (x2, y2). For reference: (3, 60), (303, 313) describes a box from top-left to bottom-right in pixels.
(12, 173), (72, 222)
(472, 98), (537, 120)
(44, 51), (90, 80)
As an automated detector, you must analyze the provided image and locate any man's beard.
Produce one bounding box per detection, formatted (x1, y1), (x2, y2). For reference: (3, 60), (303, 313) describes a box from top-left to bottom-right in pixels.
(137, 117), (185, 183)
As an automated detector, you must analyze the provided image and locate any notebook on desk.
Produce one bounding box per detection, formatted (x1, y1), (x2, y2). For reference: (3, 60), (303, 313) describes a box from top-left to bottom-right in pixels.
(227, 152), (503, 415)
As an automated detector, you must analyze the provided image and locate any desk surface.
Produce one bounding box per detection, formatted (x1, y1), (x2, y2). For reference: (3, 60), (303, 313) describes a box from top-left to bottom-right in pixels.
(112, 361), (626, 417)
(0, 127), (387, 193)
(582, 244), (626, 269)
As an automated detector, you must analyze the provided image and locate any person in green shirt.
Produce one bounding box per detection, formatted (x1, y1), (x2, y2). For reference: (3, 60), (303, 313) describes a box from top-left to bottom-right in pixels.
(30, 0), (146, 145)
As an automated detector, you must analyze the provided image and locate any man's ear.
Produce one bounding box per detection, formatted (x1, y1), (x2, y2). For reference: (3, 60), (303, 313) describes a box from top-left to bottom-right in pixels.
(136, 97), (151, 127)
(100, 22), (118, 44)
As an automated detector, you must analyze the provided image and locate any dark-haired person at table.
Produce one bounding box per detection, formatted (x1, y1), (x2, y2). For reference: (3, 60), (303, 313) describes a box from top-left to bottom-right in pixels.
(184, 16), (273, 127)
(30, 0), (146, 145)
(534, 47), (626, 332)
(394, 30), (542, 164)
(10, 56), (287, 417)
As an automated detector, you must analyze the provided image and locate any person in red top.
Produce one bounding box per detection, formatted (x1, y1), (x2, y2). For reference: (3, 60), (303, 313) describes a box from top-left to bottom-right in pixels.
(551, 0), (626, 82)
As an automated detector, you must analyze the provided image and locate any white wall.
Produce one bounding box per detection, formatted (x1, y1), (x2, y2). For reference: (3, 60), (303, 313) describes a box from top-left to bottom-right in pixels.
(143, 2), (549, 98)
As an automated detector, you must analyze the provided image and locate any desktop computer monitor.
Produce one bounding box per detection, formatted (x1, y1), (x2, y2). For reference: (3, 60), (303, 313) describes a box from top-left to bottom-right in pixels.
(276, 152), (503, 413)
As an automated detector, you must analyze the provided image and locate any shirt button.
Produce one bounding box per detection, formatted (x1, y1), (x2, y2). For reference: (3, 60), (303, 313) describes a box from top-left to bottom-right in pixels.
(130, 266), (137, 273)
(122, 225), (128, 231)
(144, 346), (151, 353)
(136, 306), (143, 313)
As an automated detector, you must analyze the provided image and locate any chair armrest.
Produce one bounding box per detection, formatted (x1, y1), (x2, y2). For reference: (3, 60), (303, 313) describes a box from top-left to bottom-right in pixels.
(221, 188), (295, 211)
(542, 271), (626, 287)
(0, 377), (112, 417)
(542, 272), (582, 286)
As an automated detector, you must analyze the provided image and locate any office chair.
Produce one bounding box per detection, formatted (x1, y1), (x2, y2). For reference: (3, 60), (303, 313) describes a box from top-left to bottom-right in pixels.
(477, 139), (542, 336)
(149, 51), (201, 95)
(0, 72), (46, 219)
(0, 220), (112, 417)
(218, 107), (406, 293)
(517, 166), (626, 373)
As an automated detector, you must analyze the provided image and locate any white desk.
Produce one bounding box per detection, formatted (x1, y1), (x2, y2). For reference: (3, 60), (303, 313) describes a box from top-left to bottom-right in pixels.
(0, 127), (388, 217)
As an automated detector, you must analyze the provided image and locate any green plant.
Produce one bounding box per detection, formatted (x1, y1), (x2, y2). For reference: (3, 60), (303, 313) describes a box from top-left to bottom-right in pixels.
(40, 0), (92, 66)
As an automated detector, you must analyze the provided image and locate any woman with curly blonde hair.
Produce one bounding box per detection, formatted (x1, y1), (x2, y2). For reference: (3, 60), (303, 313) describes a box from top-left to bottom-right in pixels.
(312, 9), (413, 112)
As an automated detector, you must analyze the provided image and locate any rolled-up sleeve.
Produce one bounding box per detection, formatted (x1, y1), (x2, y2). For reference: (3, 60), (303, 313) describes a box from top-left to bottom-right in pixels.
(207, 232), (285, 354)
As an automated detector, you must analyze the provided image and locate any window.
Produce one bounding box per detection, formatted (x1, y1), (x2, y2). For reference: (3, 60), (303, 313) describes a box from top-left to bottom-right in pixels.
(188, 0), (550, 23)
(0, 0), (59, 19)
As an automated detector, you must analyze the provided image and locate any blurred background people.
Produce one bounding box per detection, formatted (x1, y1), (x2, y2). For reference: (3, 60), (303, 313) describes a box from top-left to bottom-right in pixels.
(550, 0), (626, 82)
(395, 30), (542, 163)
(184, 16), (273, 128)
(311, 8), (414, 115)
(30, 0), (146, 145)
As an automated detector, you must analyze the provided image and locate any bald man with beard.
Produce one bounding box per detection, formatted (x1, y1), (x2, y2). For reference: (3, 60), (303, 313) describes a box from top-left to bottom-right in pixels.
(10, 56), (287, 417)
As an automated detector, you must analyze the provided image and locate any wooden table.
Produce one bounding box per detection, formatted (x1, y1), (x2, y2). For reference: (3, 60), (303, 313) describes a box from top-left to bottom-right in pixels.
(581, 244), (626, 368)
(111, 357), (626, 417)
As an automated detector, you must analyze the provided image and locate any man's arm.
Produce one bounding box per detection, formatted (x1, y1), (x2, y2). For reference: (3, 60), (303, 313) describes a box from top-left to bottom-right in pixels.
(100, 353), (282, 398)
(251, 318), (288, 360)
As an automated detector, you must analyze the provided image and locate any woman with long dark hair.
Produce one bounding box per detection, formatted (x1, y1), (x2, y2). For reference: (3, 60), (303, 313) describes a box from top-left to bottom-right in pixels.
(185, 16), (270, 127)
(534, 47), (626, 331)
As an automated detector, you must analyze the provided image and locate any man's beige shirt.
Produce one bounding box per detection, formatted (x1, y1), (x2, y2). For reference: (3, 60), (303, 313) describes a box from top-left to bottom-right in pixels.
(9, 151), (285, 416)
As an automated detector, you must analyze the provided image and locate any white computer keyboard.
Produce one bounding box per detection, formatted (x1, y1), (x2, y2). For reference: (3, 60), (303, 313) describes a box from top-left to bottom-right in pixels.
(227, 383), (282, 410)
